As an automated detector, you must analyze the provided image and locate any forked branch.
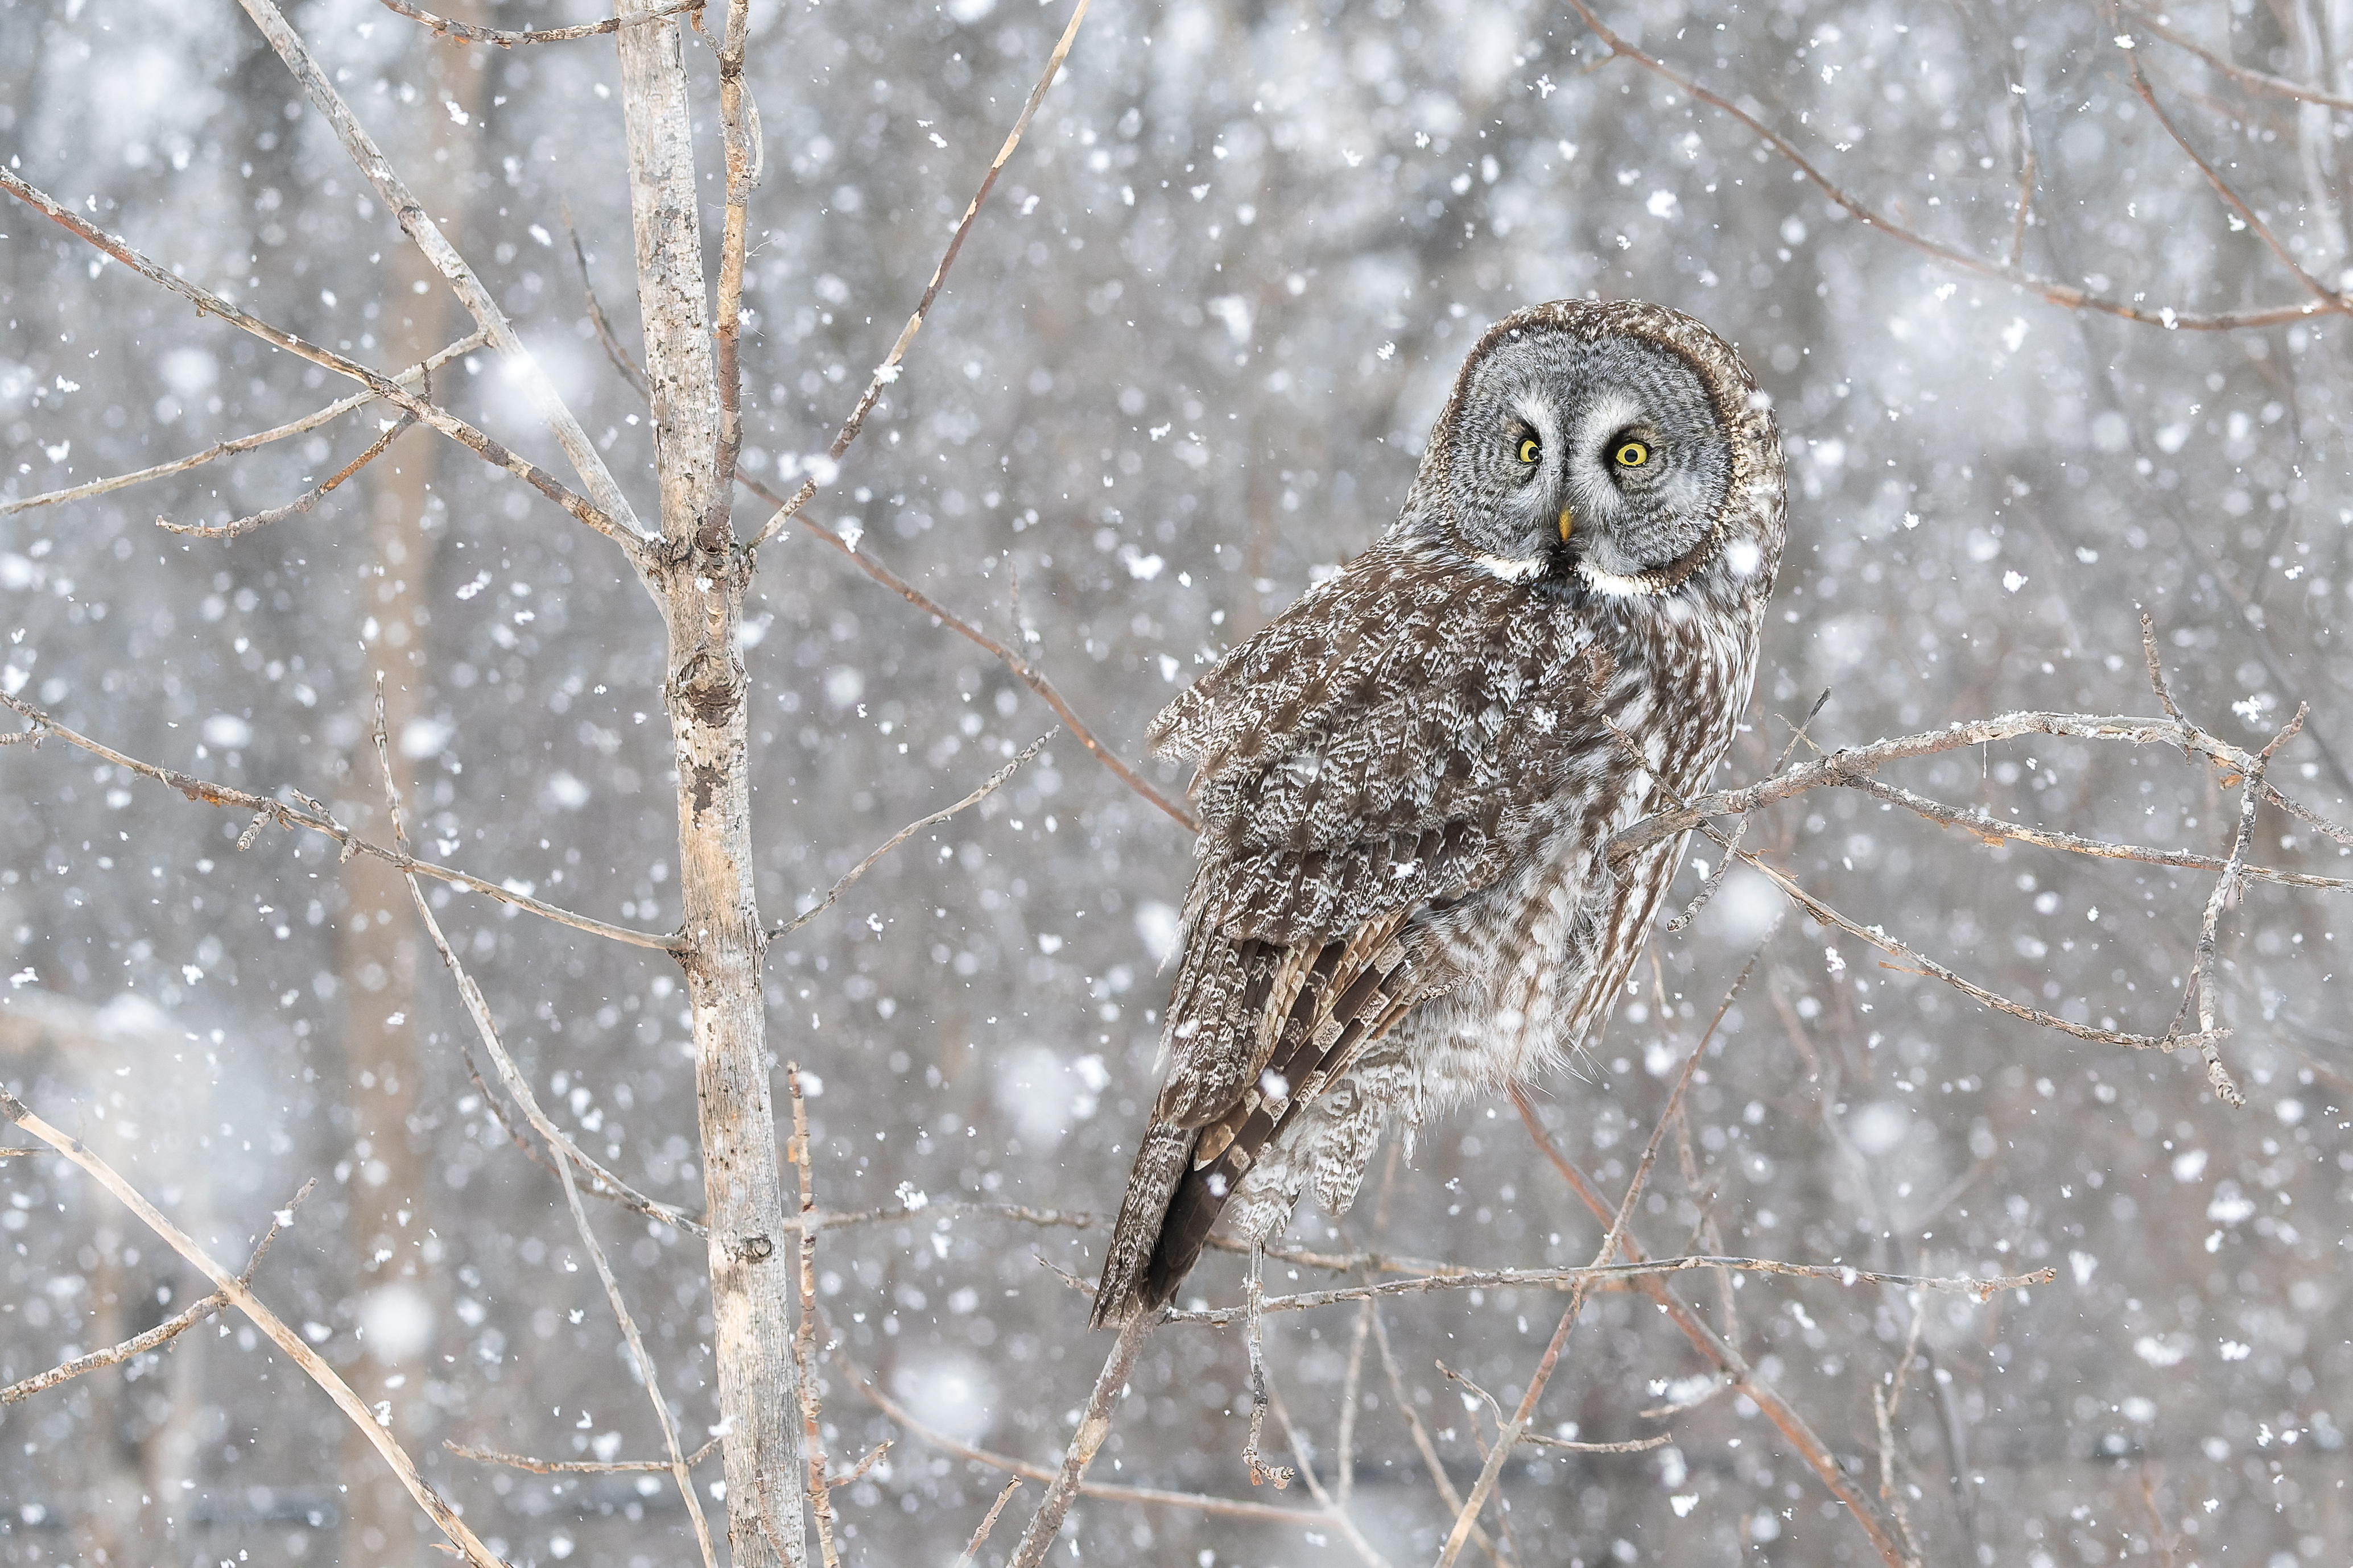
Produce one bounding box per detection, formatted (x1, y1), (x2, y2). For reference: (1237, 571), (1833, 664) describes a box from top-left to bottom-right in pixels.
(379, 0), (705, 48)
(1561, 0), (2327, 330)
(0, 1088), (503, 1566)
(749, 0), (1094, 548)
(0, 164), (628, 547)
(1, 331), (484, 517)
(2, 1179), (313, 1406)
(239, 0), (646, 537)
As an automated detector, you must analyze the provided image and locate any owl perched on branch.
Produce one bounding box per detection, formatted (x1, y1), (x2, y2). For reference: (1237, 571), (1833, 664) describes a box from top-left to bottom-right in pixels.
(1091, 299), (1787, 1328)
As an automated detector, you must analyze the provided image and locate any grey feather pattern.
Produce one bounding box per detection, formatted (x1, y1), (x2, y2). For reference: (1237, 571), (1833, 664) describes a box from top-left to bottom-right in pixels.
(1092, 299), (1786, 1329)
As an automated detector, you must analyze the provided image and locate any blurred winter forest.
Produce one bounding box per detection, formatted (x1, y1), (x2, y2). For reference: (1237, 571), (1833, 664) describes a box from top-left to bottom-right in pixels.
(4, 0), (2352, 1563)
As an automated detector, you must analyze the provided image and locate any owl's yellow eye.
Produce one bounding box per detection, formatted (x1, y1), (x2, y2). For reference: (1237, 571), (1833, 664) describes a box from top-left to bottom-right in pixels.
(1614, 440), (1650, 468)
(1516, 437), (1540, 464)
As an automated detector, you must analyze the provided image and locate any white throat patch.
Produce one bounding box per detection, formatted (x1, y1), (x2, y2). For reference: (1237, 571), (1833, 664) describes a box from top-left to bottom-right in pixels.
(1468, 549), (1547, 582)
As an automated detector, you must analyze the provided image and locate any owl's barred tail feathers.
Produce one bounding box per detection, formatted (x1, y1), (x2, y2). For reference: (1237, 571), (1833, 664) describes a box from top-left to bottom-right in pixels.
(1090, 927), (1423, 1329)
(1089, 1124), (1197, 1329)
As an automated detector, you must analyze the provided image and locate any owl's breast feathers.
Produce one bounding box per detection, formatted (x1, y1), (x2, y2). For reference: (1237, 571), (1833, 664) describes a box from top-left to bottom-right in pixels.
(1089, 539), (1760, 1326)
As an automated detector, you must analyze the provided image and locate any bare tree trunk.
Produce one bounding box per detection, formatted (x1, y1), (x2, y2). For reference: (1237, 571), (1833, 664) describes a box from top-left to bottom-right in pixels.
(616, 11), (807, 1566)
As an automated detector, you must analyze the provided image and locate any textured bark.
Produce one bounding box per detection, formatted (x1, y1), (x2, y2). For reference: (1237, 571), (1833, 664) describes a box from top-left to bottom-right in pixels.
(616, 11), (807, 1567)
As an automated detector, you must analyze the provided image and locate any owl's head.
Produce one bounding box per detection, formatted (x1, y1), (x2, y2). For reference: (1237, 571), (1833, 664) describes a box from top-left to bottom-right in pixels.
(1414, 300), (1774, 595)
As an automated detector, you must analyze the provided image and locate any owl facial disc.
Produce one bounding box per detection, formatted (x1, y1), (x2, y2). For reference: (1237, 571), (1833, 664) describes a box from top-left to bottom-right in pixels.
(1436, 321), (1734, 588)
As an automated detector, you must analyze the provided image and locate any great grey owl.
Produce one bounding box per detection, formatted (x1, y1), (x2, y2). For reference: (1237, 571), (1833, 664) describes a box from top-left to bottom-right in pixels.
(1090, 299), (1788, 1328)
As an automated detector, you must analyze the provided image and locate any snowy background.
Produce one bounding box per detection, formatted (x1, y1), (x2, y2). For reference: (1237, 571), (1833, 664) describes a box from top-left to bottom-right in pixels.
(3, 0), (2350, 1563)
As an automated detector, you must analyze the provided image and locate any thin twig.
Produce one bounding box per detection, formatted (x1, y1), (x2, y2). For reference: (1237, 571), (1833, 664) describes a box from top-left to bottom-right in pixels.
(158, 412), (418, 538)
(2111, 23), (2350, 317)
(1513, 1093), (1915, 1567)
(561, 200), (648, 400)
(1434, 945), (1762, 1566)
(1334, 1296), (1373, 1507)
(1873, 1300), (1927, 1568)
(2122, 0), (2353, 114)
(788, 1064), (844, 1568)
(1262, 1376), (1392, 1568)
(1240, 1241), (1293, 1488)
(1559, 1), (2327, 330)
(1736, 838), (2226, 1056)
(378, 0), (705, 48)
(1611, 708), (2296, 864)
(750, 0), (1094, 549)
(1843, 773), (2353, 892)
(0, 163), (630, 547)
(2005, 143), (2037, 271)
(952, 1480), (1025, 1568)
(843, 1348), (1309, 1527)
(443, 1435), (723, 1475)
(2, 1179), (313, 1406)
(773, 731), (1054, 939)
(744, 476), (1194, 831)
(0, 1089), (502, 1565)
(1368, 1309), (1504, 1567)
(1666, 812), (1744, 932)
(238, 0), (646, 540)
(0, 332), (485, 515)
(0, 691), (684, 953)
(372, 690), (718, 1568)
(1155, 1255), (2051, 1322)
(2163, 709), (2303, 1106)
(1005, 1312), (1157, 1567)
(1516, 1429), (1673, 1456)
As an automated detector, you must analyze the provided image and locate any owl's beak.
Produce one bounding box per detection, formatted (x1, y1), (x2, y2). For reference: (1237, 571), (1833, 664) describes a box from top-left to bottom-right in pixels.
(1557, 507), (1574, 543)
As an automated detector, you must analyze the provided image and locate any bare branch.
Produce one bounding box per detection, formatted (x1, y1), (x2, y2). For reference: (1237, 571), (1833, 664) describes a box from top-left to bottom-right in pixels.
(786, 1065), (843, 1568)
(1842, 773), (2353, 892)
(1240, 1243), (1293, 1488)
(1, 332), (485, 516)
(0, 1088), (503, 1565)
(374, 691), (719, 1568)
(773, 731), (1055, 940)
(0, 164), (631, 548)
(1733, 837), (2227, 1057)
(843, 1347), (1312, 1529)
(1005, 1312), (1157, 1566)
(1514, 1090), (1915, 1567)
(1872, 1302), (1929, 1568)
(238, 0), (647, 539)
(750, 0), (1095, 548)
(378, 0), (706, 48)
(2111, 27), (2349, 317)
(3, 1179), (312, 1406)
(1516, 1429), (1674, 1456)
(1666, 812), (1744, 933)
(2122, 1), (2353, 114)
(2160, 709), (2304, 1106)
(444, 1435), (723, 1475)
(1158, 1255), (2054, 1323)
(2006, 146), (2037, 271)
(1610, 708), (2306, 864)
(158, 411), (418, 539)
(1435, 944), (1760, 1566)
(1261, 1376), (1392, 1568)
(1559, 1), (2327, 330)
(952, 1480), (1025, 1568)
(744, 478), (1196, 830)
(0, 692), (685, 952)
(1368, 1309), (1505, 1567)
(560, 200), (648, 401)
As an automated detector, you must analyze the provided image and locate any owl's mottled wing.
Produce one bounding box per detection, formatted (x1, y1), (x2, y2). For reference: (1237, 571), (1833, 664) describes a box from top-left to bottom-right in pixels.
(1091, 545), (1610, 1326)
